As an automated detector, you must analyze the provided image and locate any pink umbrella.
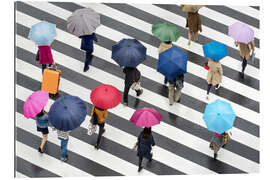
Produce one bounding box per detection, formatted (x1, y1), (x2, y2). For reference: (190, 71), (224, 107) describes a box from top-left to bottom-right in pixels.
(24, 90), (49, 119)
(228, 22), (254, 44)
(130, 107), (162, 127)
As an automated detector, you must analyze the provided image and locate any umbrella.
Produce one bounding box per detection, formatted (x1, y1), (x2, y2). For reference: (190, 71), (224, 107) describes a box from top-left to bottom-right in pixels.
(157, 46), (188, 80)
(111, 39), (147, 67)
(48, 96), (87, 131)
(24, 90), (49, 119)
(228, 22), (254, 44)
(90, 84), (122, 109)
(181, 5), (204, 13)
(203, 41), (228, 61)
(152, 22), (181, 42)
(130, 107), (162, 127)
(28, 21), (57, 45)
(203, 99), (236, 134)
(67, 8), (100, 37)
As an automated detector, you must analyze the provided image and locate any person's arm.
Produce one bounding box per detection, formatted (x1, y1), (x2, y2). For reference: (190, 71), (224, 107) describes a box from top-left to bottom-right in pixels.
(90, 106), (95, 116)
(219, 64), (223, 81)
(93, 33), (98, 42)
(251, 40), (255, 53)
(103, 110), (108, 119)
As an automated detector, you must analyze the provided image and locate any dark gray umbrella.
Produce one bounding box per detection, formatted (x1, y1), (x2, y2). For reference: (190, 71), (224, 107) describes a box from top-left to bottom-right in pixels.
(67, 8), (100, 37)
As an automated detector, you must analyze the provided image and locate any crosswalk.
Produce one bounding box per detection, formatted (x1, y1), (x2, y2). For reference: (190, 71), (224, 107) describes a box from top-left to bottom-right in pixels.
(15, 2), (260, 177)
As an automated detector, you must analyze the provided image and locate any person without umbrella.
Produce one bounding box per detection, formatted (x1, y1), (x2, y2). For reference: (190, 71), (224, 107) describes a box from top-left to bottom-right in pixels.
(168, 74), (184, 105)
(36, 109), (49, 153)
(158, 41), (173, 84)
(210, 131), (231, 160)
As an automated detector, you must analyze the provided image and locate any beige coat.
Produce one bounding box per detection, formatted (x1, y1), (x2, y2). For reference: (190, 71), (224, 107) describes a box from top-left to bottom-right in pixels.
(206, 60), (223, 85)
(158, 42), (173, 53)
(235, 41), (255, 60)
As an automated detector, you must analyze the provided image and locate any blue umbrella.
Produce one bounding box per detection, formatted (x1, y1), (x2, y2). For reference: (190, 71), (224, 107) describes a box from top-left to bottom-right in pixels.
(203, 41), (228, 61)
(48, 96), (87, 131)
(28, 21), (57, 45)
(157, 46), (188, 80)
(203, 99), (236, 134)
(111, 39), (147, 67)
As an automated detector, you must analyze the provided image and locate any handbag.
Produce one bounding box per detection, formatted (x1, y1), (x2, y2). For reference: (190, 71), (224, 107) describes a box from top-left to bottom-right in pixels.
(203, 62), (209, 70)
(87, 121), (97, 135)
(250, 53), (255, 65)
(175, 78), (184, 90)
(90, 107), (98, 125)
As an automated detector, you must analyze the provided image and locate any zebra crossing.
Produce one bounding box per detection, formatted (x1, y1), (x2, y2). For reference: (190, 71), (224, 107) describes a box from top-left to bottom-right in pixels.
(15, 1), (260, 177)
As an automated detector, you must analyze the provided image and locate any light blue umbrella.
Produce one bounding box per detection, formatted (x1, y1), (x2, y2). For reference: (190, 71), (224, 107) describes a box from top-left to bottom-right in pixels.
(203, 99), (236, 134)
(203, 41), (228, 61)
(28, 21), (57, 45)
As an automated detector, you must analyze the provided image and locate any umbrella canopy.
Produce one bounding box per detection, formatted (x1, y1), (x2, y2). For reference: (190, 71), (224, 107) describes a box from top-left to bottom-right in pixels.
(203, 41), (228, 61)
(181, 5), (204, 13)
(203, 99), (236, 134)
(67, 8), (100, 37)
(48, 96), (87, 131)
(24, 90), (49, 119)
(228, 22), (254, 44)
(130, 107), (162, 127)
(157, 46), (188, 80)
(90, 84), (122, 109)
(152, 22), (181, 42)
(28, 21), (57, 45)
(111, 39), (147, 67)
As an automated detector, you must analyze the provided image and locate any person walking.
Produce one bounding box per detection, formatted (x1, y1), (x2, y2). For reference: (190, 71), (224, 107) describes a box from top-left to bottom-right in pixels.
(168, 74), (184, 105)
(57, 129), (71, 162)
(91, 106), (108, 150)
(234, 40), (255, 78)
(186, 11), (202, 46)
(158, 41), (173, 84)
(79, 33), (98, 72)
(37, 45), (56, 75)
(136, 127), (155, 172)
(35, 109), (49, 153)
(123, 67), (143, 106)
(206, 59), (223, 100)
(209, 132), (230, 160)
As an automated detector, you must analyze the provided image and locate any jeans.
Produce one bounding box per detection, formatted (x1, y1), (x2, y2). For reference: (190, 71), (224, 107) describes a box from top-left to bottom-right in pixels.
(84, 51), (93, 70)
(58, 138), (69, 158)
(42, 64), (52, 75)
(96, 123), (105, 146)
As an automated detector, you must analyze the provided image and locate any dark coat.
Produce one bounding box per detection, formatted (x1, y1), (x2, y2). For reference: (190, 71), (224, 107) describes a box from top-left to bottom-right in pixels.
(137, 132), (155, 159)
(186, 12), (202, 33)
(80, 33), (97, 53)
(123, 67), (141, 87)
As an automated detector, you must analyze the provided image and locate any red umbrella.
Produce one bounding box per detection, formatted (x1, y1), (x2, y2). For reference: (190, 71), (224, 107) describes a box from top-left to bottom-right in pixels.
(90, 84), (122, 109)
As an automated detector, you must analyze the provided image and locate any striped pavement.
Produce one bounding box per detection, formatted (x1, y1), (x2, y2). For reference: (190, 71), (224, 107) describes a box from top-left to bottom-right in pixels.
(15, 1), (260, 177)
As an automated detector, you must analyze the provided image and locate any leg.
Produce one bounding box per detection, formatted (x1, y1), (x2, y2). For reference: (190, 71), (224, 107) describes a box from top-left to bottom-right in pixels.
(40, 134), (48, 151)
(214, 84), (220, 90)
(207, 84), (212, 95)
(123, 83), (132, 104)
(174, 89), (182, 102)
(95, 123), (105, 149)
(60, 138), (69, 161)
(84, 51), (92, 72)
(168, 83), (175, 105)
(138, 157), (143, 172)
(188, 31), (192, 45)
(194, 31), (199, 41)
(164, 76), (168, 84)
(242, 58), (248, 73)
(41, 64), (47, 75)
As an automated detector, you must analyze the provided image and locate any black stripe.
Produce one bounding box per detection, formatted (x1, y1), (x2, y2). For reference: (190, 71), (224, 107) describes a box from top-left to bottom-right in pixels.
(205, 5), (259, 29)
(15, 44), (259, 165)
(16, 156), (60, 177)
(15, 2), (260, 112)
(250, 6), (260, 10)
(15, 74), (245, 174)
(153, 4), (260, 48)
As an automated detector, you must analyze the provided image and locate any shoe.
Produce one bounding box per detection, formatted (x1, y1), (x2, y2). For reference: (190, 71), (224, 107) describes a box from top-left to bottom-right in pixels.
(206, 95), (209, 100)
(214, 153), (217, 160)
(149, 153), (153, 162)
(83, 66), (89, 72)
(239, 72), (244, 79)
(136, 89), (143, 96)
(169, 103), (173, 106)
(138, 166), (143, 172)
(188, 41), (191, 46)
(222, 143), (227, 148)
(176, 98), (181, 103)
(94, 144), (99, 150)
(61, 157), (68, 162)
(38, 147), (43, 153)
(123, 102), (128, 106)
(215, 84), (221, 90)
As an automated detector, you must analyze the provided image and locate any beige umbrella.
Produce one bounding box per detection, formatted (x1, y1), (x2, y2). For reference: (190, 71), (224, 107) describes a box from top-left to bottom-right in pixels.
(181, 5), (204, 13)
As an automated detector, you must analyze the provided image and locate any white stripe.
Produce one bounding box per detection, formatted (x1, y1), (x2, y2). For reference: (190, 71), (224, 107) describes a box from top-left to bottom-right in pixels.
(15, 59), (259, 173)
(16, 89), (216, 175)
(16, 6), (260, 123)
(15, 34), (260, 151)
(15, 171), (28, 178)
(16, 141), (92, 177)
(226, 6), (259, 20)
(199, 6), (260, 39)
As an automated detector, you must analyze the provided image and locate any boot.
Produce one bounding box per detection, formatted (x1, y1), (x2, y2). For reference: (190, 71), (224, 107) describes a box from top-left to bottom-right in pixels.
(214, 153), (217, 160)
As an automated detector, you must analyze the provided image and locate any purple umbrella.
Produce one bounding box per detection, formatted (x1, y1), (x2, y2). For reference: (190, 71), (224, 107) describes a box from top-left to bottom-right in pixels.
(228, 22), (254, 44)
(130, 108), (162, 128)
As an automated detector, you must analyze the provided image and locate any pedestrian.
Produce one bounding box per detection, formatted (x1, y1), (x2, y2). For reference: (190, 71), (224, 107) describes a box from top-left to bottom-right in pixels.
(79, 33), (98, 72)
(136, 127), (155, 172)
(168, 74), (184, 105)
(158, 41), (173, 84)
(209, 132), (230, 160)
(234, 40), (255, 78)
(57, 129), (71, 162)
(37, 45), (56, 75)
(123, 67), (143, 106)
(205, 59), (223, 100)
(186, 11), (202, 46)
(35, 109), (49, 153)
(91, 106), (108, 150)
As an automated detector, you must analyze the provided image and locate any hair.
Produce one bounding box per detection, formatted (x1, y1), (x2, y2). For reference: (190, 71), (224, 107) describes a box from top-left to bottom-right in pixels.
(95, 106), (106, 111)
(142, 127), (152, 139)
(37, 109), (44, 117)
(164, 41), (172, 44)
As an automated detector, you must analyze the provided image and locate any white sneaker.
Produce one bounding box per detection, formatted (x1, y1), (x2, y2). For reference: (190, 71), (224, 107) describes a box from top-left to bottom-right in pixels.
(215, 84), (221, 90)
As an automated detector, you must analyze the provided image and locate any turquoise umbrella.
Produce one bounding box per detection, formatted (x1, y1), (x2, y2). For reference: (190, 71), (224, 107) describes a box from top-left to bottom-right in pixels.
(203, 99), (236, 134)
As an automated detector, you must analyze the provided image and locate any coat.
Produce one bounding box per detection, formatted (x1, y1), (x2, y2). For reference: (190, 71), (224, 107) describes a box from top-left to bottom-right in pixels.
(123, 67), (141, 87)
(38, 45), (54, 65)
(235, 41), (255, 60)
(209, 133), (230, 153)
(80, 33), (97, 53)
(186, 12), (202, 33)
(137, 132), (155, 159)
(206, 60), (223, 86)
(158, 42), (173, 53)
(91, 106), (108, 124)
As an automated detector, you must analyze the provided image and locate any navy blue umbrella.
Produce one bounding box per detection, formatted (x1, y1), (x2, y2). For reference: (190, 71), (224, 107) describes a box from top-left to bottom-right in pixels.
(48, 96), (87, 131)
(157, 46), (188, 80)
(111, 39), (147, 67)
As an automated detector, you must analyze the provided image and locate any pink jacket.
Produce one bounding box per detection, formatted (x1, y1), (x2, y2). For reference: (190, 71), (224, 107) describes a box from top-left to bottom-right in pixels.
(38, 45), (54, 65)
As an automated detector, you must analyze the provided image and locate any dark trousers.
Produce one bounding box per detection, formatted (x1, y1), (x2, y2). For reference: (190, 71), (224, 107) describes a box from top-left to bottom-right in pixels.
(123, 83), (141, 103)
(84, 51), (93, 70)
(138, 157), (143, 167)
(242, 57), (247, 73)
(96, 123), (105, 146)
(164, 77), (168, 84)
(207, 84), (219, 95)
(42, 64), (52, 75)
